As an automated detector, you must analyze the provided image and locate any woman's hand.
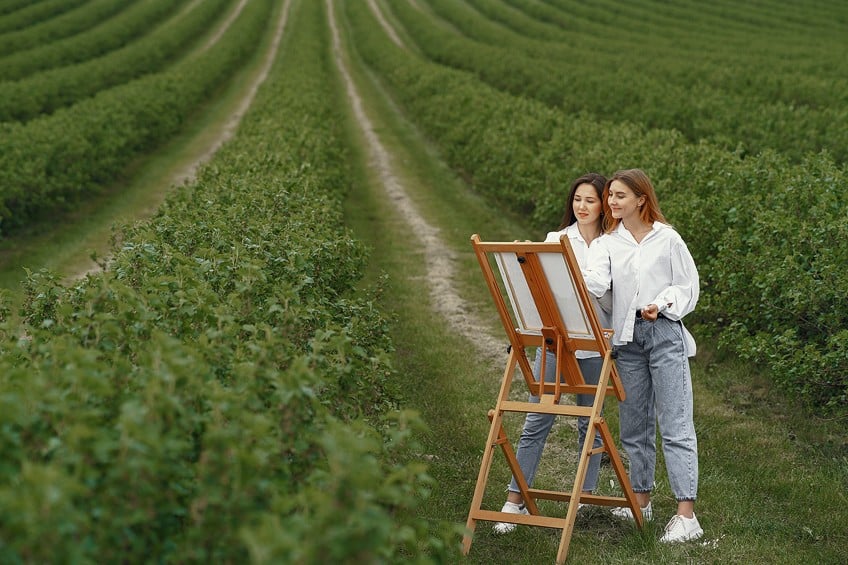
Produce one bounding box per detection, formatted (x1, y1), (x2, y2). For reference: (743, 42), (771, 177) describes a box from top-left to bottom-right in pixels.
(640, 303), (660, 321)
(640, 302), (672, 321)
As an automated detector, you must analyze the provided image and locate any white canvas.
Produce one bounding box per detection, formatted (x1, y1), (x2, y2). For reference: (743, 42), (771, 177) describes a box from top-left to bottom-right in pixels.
(495, 250), (594, 339)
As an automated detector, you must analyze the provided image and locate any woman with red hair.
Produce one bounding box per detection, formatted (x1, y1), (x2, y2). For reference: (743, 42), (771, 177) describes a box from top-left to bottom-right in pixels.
(583, 168), (704, 543)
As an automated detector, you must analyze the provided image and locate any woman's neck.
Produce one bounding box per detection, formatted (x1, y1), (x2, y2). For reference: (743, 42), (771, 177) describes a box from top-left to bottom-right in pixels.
(622, 218), (653, 242)
(577, 222), (602, 245)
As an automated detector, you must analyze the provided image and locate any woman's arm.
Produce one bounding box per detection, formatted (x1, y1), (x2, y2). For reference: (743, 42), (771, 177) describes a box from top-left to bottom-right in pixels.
(648, 237), (700, 320)
(582, 237), (612, 298)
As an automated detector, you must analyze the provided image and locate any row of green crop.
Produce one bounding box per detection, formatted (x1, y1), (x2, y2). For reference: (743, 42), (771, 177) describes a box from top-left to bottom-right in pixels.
(0, 0), (132, 57)
(542, 0), (845, 54)
(0, 0), (189, 82)
(0, 0), (451, 561)
(404, 0), (848, 163)
(0, 0), (232, 123)
(458, 0), (846, 133)
(344, 0), (847, 415)
(0, 0), (86, 33)
(0, 0), (269, 235)
(0, 0), (36, 17)
(500, 0), (848, 108)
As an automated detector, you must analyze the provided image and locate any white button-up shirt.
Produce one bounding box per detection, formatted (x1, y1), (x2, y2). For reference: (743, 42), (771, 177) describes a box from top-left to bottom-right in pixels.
(546, 223), (612, 358)
(583, 222), (700, 356)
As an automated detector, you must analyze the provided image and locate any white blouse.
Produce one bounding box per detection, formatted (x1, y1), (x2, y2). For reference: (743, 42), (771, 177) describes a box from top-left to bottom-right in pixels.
(546, 223), (612, 359)
(583, 222), (700, 356)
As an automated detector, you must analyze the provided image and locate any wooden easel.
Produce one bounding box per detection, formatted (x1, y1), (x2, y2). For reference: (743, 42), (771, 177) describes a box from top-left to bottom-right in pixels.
(462, 234), (643, 564)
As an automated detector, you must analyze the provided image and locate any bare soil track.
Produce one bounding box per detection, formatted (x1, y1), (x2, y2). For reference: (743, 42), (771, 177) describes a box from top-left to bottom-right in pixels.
(328, 0), (506, 368)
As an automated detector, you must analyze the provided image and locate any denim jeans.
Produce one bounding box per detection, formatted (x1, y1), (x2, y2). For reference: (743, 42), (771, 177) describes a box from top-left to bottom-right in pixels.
(508, 350), (604, 494)
(615, 316), (699, 501)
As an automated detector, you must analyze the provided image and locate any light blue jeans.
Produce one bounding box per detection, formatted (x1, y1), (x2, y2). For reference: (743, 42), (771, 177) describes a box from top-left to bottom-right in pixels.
(614, 316), (699, 501)
(508, 350), (604, 494)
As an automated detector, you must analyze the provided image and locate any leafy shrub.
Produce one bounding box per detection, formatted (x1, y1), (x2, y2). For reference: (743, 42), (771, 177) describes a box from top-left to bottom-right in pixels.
(0, 0), (453, 561)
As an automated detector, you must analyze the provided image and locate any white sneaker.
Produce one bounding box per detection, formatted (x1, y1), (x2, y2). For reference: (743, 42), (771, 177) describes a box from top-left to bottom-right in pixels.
(660, 513), (704, 543)
(492, 501), (529, 534)
(611, 501), (652, 521)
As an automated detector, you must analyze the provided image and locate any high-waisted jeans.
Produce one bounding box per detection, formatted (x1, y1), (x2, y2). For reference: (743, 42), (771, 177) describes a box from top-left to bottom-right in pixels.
(508, 349), (604, 494)
(615, 316), (699, 501)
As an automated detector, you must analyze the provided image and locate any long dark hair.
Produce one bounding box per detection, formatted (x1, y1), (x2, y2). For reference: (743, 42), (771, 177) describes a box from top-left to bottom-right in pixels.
(557, 172), (607, 230)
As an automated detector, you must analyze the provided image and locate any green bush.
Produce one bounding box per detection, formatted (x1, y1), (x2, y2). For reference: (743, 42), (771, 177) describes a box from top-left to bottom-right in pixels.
(0, 0), (132, 57)
(0, 0), (453, 560)
(0, 0), (271, 234)
(0, 0), (230, 123)
(0, 0), (186, 81)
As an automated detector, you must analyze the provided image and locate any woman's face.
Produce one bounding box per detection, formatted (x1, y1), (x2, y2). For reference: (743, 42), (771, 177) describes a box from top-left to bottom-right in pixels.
(607, 180), (644, 223)
(572, 183), (603, 228)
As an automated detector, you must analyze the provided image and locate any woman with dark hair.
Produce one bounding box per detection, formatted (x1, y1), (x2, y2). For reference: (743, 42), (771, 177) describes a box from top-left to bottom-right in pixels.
(583, 168), (703, 543)
(493, 172), (611, 534)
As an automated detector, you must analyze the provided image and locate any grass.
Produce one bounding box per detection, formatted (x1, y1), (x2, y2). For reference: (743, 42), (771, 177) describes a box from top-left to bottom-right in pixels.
(336, 6), (848, 563)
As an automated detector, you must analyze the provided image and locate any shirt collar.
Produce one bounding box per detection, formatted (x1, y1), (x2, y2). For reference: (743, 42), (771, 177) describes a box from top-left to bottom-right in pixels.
(615, 221), (665, 242)
(565, 222), (583, 242)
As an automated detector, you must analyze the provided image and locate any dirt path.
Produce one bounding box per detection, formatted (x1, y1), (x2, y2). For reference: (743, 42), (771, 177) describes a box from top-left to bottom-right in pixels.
(366, 0), (404, 49)
(170, 0), (291, 188)
(199, 0), (250, 53)
(328, 0), (504, 367)
(68, 0), (292, 281)
(328, 1), (579, 459)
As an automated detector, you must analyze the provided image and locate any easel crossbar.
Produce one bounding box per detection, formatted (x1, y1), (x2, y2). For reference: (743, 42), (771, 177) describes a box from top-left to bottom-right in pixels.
(499, 401), (593, 417)
(525, 489), (634, 508)
(470, 509), (570, 530)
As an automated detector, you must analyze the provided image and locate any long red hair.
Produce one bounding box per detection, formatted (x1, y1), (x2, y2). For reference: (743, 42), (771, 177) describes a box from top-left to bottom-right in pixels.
(602, 168), (668, 233)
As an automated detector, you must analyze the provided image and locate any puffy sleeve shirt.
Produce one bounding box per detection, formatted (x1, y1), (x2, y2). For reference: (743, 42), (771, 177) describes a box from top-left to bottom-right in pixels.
(583, 222), (700, 356)
(546, 223), (612, 359)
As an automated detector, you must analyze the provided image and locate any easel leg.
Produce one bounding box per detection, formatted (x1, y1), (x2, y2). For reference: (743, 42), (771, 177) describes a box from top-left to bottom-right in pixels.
(463, 352), (521, 554)
(488, 411), (540, 515)
(554, 411), (596, 564)
(462, 409), (502, 553)
(597, 419), (644, 528)
(555, 488), (580, 564)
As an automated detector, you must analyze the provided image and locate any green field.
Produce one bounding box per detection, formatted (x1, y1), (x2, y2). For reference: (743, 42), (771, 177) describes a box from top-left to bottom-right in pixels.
(0, 0), (845, 562)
